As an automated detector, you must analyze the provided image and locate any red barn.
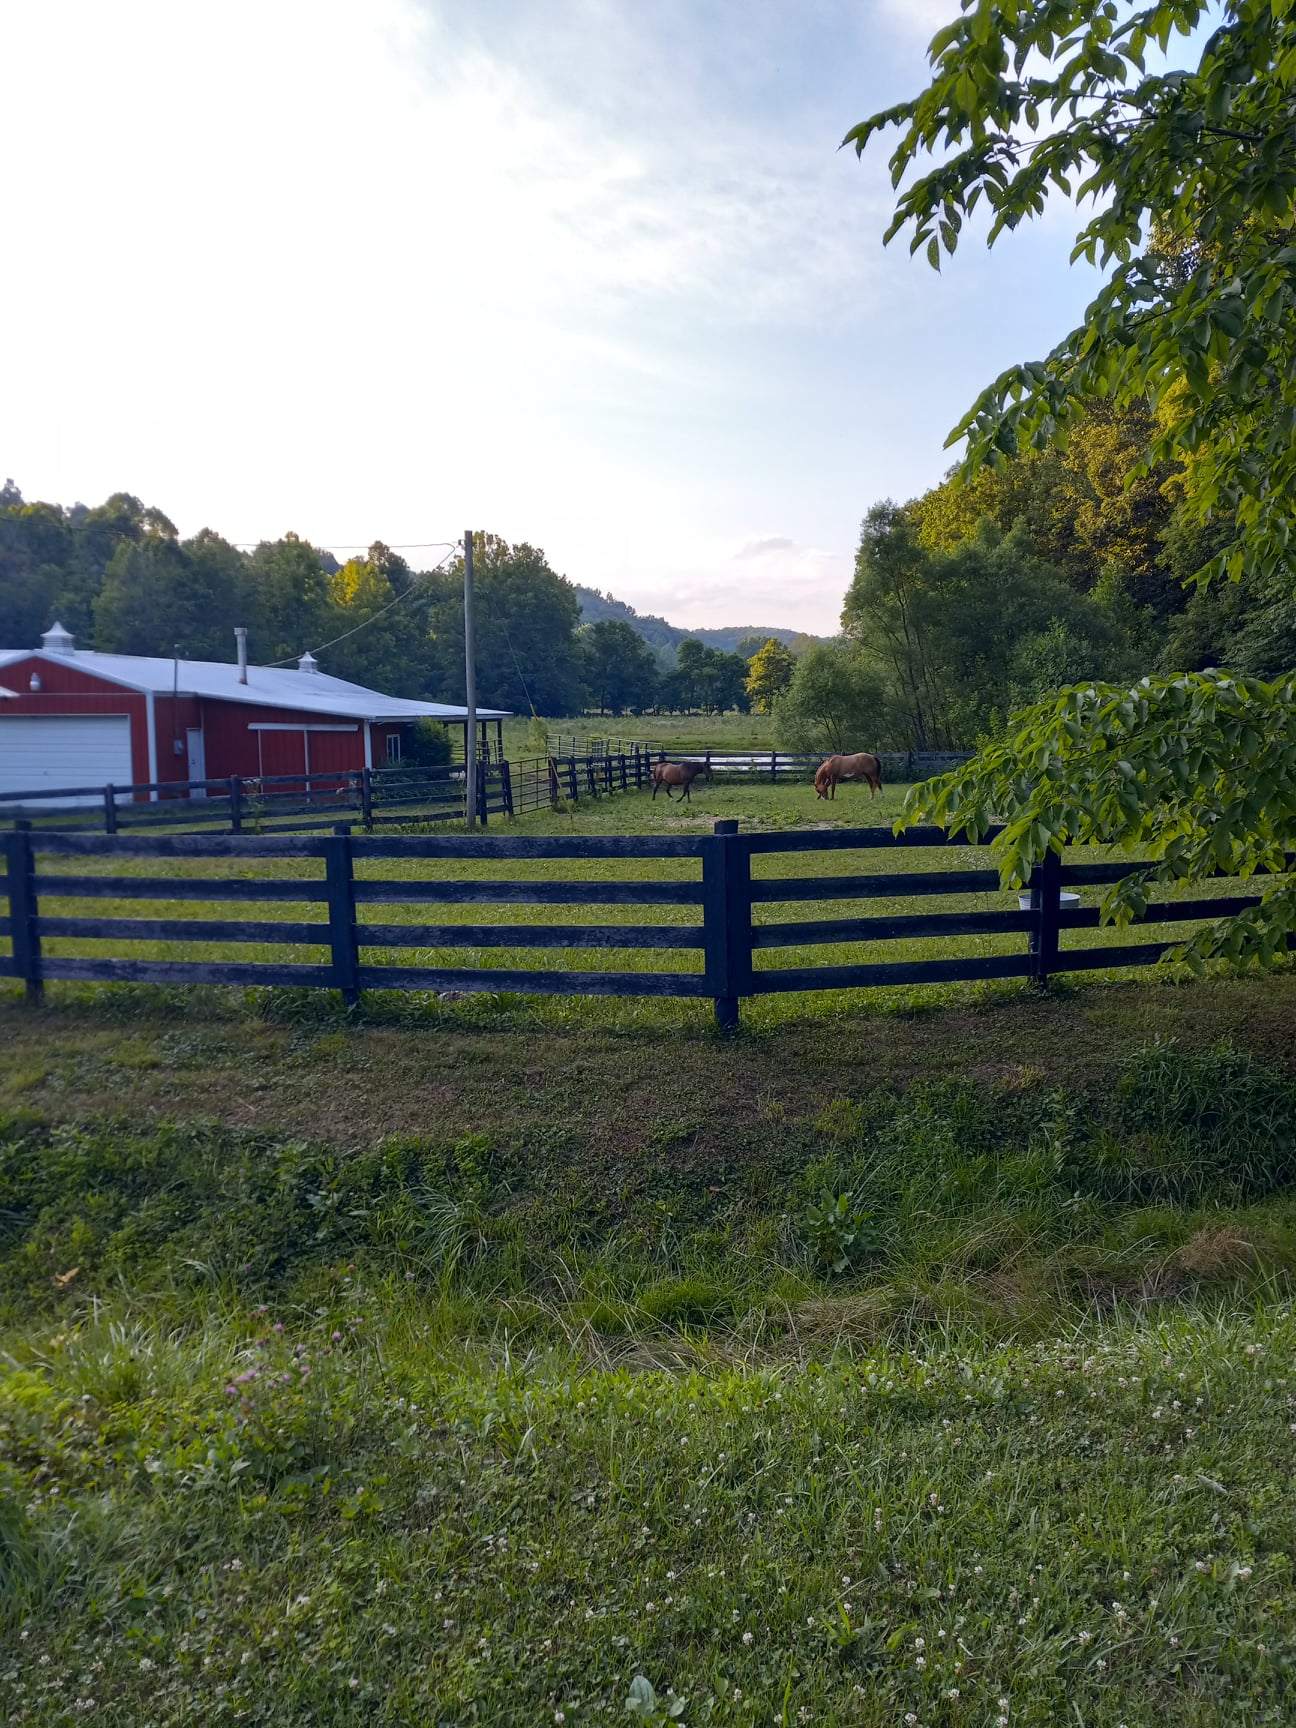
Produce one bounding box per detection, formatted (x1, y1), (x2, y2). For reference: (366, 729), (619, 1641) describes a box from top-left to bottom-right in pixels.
(0, 623), (510, 805)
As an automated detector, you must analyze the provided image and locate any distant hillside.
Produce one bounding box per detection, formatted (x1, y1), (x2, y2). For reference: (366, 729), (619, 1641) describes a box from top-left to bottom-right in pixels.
(574, 585), (826, 660)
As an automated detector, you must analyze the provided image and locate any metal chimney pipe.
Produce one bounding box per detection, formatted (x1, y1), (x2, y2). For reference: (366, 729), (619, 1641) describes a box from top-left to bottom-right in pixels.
(234, 626), (248, 684)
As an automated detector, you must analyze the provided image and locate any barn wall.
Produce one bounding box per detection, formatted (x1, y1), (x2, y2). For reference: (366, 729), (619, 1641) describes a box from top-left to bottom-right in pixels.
(154, 695), (203, 791)
(200, 701), (369, 786)
(0, 655), (151, 790)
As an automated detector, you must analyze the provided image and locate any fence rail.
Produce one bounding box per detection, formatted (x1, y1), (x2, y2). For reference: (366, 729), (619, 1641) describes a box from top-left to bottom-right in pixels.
(0, 821), (1267, 1028)
(0, 762), (513, 834)
(0, 749), (972, 833)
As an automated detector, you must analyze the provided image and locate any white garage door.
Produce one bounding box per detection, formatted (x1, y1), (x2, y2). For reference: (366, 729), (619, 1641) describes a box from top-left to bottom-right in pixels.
(0, 715), (135, 808)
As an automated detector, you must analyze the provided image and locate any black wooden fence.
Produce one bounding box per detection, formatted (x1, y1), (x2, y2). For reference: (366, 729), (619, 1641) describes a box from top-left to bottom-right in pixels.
(500, 750), (971, 816)
(0, 762), (513, 834)
(0, 821), (1264, 1028)
(0, 749), (971, 834)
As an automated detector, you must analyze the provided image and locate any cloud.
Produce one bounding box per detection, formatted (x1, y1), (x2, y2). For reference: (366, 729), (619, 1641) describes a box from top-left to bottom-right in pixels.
(0, 0), (1102, 643)
(733, 536), (798, 560)
(615, 531), (849, 635)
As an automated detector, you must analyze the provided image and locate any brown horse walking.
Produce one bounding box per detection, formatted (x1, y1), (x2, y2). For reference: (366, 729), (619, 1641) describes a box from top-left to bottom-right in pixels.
(814, 752), (882, 800)
(651, 760), (712, 801)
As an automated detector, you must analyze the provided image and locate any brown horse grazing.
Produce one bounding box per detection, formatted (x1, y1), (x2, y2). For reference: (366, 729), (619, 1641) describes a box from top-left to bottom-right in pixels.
(651, 760), (712, 801)
(814, 752), (882, 800)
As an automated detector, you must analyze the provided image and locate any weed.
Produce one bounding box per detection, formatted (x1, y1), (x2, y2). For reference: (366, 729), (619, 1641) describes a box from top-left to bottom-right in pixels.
(626, 1675), (688, 1722)
(802, 1191), (876, 1274)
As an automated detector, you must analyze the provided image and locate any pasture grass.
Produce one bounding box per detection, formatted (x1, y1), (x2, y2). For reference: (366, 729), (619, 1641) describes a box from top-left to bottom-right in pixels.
(6, 1018), (1296, 1722)
(501, 711), (778, 758)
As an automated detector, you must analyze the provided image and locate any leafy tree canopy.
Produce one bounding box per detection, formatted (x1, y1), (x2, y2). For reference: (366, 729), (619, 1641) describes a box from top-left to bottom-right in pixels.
(775, 642), (891, 756)
(847, 1), (1296, 589)
(744, 637), (796, 713)
(665, 638), (751, 714)
(427, 534), (586, 716)
(843, 506), (1131, 749)
(901, 668), (1296, 971)
(579, 618), (658, 715)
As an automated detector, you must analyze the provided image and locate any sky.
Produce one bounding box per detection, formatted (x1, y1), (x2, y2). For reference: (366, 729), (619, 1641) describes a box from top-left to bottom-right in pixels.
(1, 0), (1108, 634)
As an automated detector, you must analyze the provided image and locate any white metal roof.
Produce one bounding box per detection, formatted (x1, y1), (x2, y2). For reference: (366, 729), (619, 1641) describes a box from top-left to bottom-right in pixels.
(0, 644), (511, 722)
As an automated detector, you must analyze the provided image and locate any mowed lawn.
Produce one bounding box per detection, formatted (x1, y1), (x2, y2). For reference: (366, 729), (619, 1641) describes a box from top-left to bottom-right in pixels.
(1, 774), (1261, 1032)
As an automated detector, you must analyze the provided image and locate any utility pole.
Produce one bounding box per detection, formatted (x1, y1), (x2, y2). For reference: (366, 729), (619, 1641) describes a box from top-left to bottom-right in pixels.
(463, 530), (477, 830)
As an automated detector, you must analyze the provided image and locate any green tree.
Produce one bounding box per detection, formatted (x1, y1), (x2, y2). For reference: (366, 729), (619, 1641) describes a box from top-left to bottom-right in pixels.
(921, 521), (1130, 742)
(402, 719), (452, 767)
(775, 642), (891, 756)
(744, 637), (796, 713)
(853, 5), (1296, 967)
(0, 485), (73, 647)
(842, 503), (945, 749)
(846, 1), (1296, 591)
(672, 638), (712, 711)
(92, 510), (191, 655)
(578, 619), (658, 714)
(325, 550), (414, 691)
(911, 400), (1182, 613)
(844, 509), (1136, 749)
(712, 650), (751, 714)
(176, 529), (258, 661)
(669, 638), (749, 714)
(426, 534), (585, 715)
(901, 670), (1296, 972)
(64, 493), (156, 641)
(246, 534), (339, 666)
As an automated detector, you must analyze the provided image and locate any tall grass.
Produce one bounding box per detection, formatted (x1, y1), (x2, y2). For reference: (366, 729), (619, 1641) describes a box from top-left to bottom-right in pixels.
(5, 1013), (1296, 1721)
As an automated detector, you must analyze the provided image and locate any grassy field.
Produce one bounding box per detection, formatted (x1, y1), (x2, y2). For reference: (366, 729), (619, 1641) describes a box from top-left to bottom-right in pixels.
(500, 712), (778, 758)
(7, 777), (1296, 1723)
(5, 983), (1296, 1723)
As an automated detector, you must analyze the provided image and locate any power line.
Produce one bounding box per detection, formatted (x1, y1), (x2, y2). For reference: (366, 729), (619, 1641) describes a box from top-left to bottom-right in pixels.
(264, 542), (462, 667)
(229, 538), (459, 553)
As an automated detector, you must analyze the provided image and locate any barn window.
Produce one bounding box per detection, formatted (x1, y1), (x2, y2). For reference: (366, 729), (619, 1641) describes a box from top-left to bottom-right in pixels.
(385, 732), (401, 764)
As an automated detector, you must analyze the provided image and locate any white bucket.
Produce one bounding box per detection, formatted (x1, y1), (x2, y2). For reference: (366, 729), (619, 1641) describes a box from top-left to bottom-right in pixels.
(1018, 891), (1081, 911)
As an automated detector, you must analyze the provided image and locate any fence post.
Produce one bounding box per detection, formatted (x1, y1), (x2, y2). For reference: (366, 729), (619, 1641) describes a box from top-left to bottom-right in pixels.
(566, 757), (579, 803)
(500, 759), (515, 818)
(703, 818), (751, 1033)
(632, 745), (642, 789)
(325, 823), (360, 1007)
(1027, 848), (1062, 987)
(476, 760), (489, 827)
(586, 755), (597, 797)
(103, 786), (117, 835)
(770, 751), (777, 783)
(229, 776), (243, 834)
(6, 822), (43, 1005)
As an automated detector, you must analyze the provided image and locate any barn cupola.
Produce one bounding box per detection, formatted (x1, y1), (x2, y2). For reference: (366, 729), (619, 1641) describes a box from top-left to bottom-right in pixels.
(41, 621), (76, 655)
(297, 651), (319, 674)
